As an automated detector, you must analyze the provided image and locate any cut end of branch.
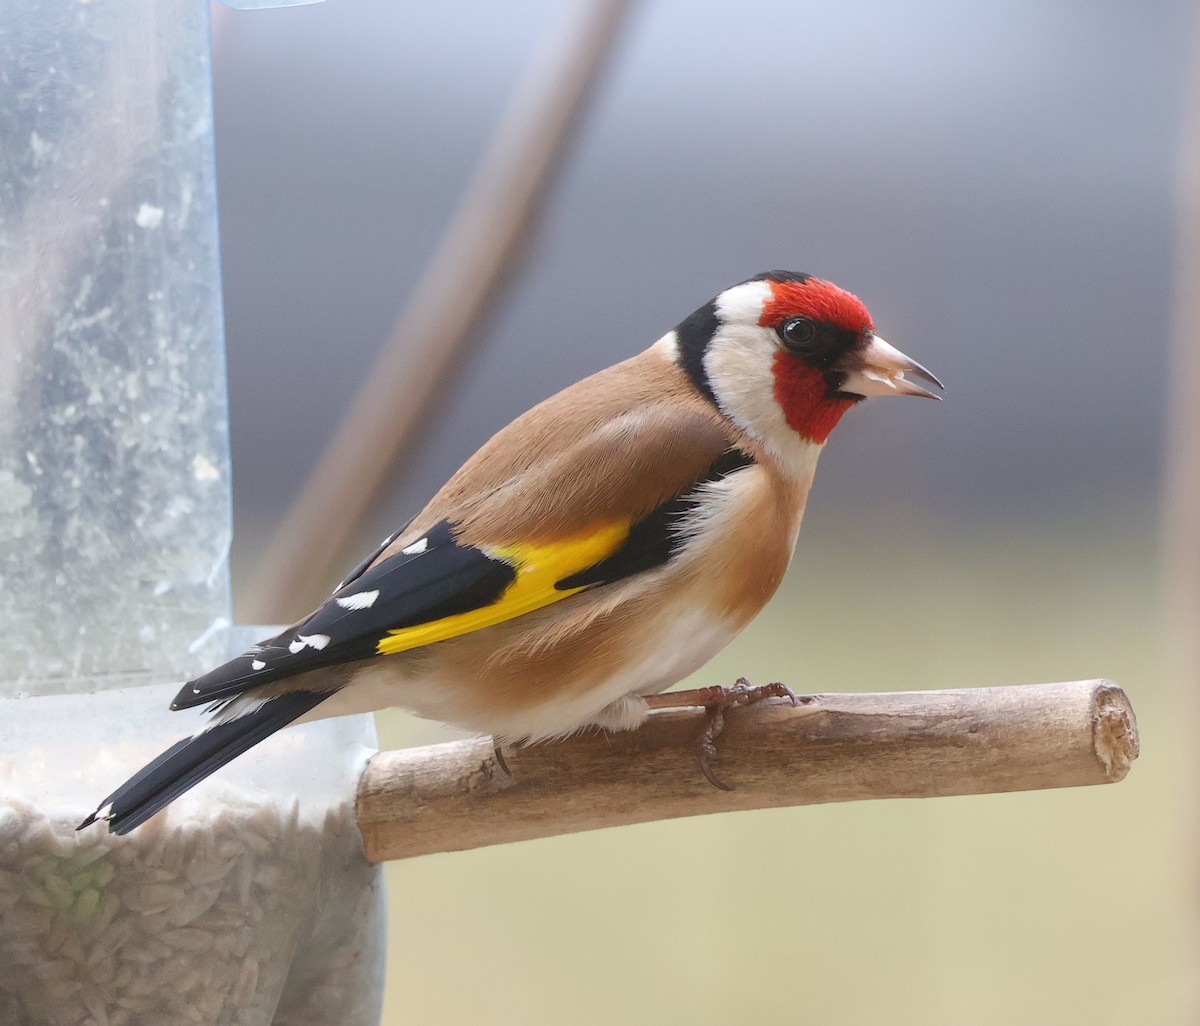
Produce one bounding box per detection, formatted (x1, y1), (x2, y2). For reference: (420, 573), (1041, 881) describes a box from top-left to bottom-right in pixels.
(1092, 680), (1139, 780)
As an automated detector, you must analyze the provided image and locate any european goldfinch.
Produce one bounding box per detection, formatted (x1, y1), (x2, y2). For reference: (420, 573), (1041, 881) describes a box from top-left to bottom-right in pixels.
(81, 271), (941, 834)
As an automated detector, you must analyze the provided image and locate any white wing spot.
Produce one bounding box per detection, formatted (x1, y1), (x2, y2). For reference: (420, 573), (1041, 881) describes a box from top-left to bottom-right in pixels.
(402, 537), (428, 555)
(296, 633), (331, 651)
(288, 639), (305, 654)
(336, 589), (379, 610)
(250, 659), (266, 670)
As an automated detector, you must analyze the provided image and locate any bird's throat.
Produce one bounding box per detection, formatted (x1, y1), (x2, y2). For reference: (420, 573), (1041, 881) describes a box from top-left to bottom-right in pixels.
(771, 352), (855, 444)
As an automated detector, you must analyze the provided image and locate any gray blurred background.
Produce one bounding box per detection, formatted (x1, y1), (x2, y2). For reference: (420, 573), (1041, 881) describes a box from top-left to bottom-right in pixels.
(211, 1), (1195, 1022)
(215, 0), (1187, 574)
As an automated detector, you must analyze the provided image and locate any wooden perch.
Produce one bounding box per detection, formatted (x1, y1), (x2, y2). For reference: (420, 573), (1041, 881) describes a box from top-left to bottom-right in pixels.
(354, 679), (1138, 863)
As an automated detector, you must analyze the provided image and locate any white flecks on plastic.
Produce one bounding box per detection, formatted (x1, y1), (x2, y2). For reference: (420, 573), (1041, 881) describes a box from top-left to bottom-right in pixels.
(29, 130), (50, 160)
(335, 590), (379, 611)
(134, 202), (164, 228)
(0, 0), (233, 697)
(190, 454), (221, 482)
(186, 617), (230, 656)
(401, 537), (428, 556)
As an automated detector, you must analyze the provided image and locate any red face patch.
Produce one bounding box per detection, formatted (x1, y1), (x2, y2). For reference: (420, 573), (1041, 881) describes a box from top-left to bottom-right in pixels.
(771, 353), (855, 444)
(762, 278), (872, 444)
(759, 278), (873, 334)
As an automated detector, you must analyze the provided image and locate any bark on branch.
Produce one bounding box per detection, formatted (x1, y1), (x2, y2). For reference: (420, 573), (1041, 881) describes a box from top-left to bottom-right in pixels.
(354, 679), (1138, 863)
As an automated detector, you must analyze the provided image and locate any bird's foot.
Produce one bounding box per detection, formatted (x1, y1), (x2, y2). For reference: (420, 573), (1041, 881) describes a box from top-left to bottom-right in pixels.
(645, 678), (807, 790)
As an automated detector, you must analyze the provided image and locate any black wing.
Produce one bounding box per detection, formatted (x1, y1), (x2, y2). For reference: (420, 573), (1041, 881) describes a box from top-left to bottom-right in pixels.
(171, 519), (515, 710)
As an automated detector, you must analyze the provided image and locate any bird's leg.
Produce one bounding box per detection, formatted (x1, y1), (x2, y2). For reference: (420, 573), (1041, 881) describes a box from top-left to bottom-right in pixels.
(644, 678), (807, 790)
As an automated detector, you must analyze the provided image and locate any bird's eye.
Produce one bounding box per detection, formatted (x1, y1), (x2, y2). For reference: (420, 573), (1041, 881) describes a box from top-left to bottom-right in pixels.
(778, 317), (817, 352)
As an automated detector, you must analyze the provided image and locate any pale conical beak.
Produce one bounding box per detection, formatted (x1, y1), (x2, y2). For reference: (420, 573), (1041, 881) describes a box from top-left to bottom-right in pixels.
(840, 334), (944, 400)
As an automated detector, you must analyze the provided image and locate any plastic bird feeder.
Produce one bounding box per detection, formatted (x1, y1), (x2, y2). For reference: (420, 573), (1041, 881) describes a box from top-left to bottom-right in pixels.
(0, 2), (385, 1022)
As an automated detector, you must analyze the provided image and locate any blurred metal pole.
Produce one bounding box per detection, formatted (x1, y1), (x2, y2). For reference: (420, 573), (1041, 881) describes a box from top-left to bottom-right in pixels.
(1166, 7), (1200, 721)
(244, 0), (636, 621)
(1165, 7), (1200, 993)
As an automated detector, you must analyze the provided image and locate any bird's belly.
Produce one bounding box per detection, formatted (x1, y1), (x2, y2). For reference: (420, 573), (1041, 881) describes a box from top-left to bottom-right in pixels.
(307, 599), (741, 741)
(478, 605), (740, 741)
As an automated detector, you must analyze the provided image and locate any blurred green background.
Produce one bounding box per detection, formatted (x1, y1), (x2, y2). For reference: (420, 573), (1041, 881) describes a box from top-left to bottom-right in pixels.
(374, 511), (1192, 1024)
(211, 0), (1198, 1021)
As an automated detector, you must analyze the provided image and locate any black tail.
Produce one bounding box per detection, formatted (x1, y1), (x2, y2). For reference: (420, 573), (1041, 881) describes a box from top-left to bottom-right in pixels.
(78, 690), (328, 836)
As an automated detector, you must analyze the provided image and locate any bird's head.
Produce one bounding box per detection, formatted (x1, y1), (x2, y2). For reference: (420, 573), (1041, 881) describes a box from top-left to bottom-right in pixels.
(668, 270), (942, 459)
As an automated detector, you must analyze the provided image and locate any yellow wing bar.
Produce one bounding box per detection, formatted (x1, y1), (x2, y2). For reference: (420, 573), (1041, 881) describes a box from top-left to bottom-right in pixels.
(374, 521), (630, 656)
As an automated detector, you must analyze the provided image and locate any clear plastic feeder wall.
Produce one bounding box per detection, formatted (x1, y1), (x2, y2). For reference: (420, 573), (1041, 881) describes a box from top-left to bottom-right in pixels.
(0, 2), (386, 1023)
(0, 673), (387, 1026)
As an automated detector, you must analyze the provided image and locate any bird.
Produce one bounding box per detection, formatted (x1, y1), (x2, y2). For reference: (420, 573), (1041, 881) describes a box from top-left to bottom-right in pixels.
(80, 270), (941, 835)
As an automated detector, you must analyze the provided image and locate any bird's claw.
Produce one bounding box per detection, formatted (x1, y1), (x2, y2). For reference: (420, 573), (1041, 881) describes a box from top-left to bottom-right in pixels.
(694, 678), (801, 790)
(492, 737), (512, 778)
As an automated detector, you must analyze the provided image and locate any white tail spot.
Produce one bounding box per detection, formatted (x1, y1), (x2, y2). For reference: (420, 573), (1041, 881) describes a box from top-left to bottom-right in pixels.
(402, 537), (428, 555)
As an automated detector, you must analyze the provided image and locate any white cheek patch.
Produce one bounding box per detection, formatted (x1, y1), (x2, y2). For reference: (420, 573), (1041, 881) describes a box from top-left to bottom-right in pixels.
(709, 279), (805, 462)
(704, 326), (826, 475)
(703, 326), (787, 439)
